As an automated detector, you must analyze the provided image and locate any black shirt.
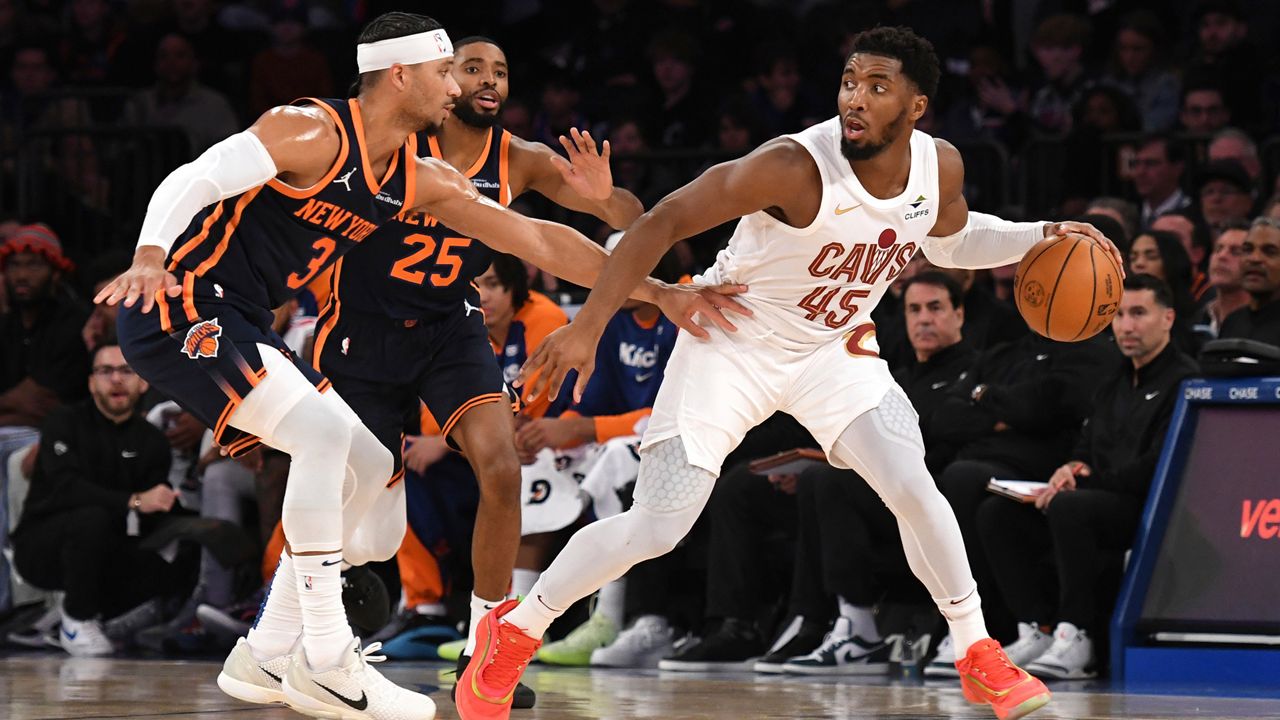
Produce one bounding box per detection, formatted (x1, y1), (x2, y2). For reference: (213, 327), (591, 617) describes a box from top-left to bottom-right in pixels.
(15, 398), (171, 531)
(0, 296), (91, 403)
(892, 340), (978, 474)
(1073, 343), (1199, 500)
(1219, 300), (1280, 349)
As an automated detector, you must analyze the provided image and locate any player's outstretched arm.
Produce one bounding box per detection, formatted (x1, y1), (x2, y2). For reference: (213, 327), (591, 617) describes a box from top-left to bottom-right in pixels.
(516, 128), (644, 229)
(96, 106), (341, 312)
(516, 139), (818, 402)
(922, 139), (1125, 272)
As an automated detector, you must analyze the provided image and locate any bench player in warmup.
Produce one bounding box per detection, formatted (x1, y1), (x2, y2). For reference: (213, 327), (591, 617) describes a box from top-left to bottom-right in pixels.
(97, 13), (740, 720)
(460, 26), (1124, 720)
(313, 35), (649, 708)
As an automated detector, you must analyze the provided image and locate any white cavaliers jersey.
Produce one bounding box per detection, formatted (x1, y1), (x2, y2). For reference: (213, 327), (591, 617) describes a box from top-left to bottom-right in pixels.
(699, 117), (940, 348)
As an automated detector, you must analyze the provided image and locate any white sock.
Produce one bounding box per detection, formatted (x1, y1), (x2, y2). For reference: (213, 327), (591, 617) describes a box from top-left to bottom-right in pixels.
(294, 551), (353, 669)
(511, 568), (540, 600)
(502, 578), (564, 639)
(597, 579), (626, 627)
(464, 592), (502, 657)
(246, 551), (303, 660)
(837, 596), (880, 642)
(940, 587), (988, 660)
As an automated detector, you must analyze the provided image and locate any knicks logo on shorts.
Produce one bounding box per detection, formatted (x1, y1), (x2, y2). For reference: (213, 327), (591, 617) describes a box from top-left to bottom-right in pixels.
(182, 319), (223, 359)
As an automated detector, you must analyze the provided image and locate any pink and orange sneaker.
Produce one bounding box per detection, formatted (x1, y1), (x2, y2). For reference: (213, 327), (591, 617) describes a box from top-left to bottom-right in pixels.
(455, 599), (541, 720)
(957, 638), (1052, 720)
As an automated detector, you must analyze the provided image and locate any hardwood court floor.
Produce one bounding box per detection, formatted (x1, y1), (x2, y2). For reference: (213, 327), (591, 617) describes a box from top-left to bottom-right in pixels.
(3, 654), (1278, 720)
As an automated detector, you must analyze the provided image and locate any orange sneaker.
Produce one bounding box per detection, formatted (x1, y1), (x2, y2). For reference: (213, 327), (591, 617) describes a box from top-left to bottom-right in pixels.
(455, 599), (541, 720)
(956, 638), (1052, 720)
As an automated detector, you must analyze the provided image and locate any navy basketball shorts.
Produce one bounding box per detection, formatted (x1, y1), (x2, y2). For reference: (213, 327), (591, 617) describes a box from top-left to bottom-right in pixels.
(117, 273), (328, 457)
(315, 303), (511, 471)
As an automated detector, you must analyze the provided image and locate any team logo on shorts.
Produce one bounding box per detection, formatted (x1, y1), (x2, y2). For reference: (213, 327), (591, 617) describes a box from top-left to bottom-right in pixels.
(528, 479), (552, 504)
(182, 319), (222, 359)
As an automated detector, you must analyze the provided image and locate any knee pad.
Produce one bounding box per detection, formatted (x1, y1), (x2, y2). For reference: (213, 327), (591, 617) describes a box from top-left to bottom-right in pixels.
(344, 488), (407, 565)
(623, 502), (700, 558)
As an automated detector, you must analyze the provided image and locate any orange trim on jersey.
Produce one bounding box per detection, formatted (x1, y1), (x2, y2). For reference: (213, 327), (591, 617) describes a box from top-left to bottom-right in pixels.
(595, 408), (653, 443)
(225, 434), (262, 457)
(420, 402), (443, 436)
(634, 313), (659, 330)
(401, 134), (418, 211)
(194, 187), (262, 277)
(267, 98), (351, 199)
(213, 396), (242, 444)
(385, 468), (405, 489)
(441, 392), (504, 439)
(349, 98), (401, 194)
(156, 291), (174, 334)
(181, 272), (199, 323)
(315, 378), (332, 394)
(498, 130), (512, 206)
(311, 257), (343, 370)
(426, 127), (493, 179)
(168, 202), (226, 272)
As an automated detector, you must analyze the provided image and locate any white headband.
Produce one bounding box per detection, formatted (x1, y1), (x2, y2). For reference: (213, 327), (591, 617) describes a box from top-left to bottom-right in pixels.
(356, 29), (453, 73)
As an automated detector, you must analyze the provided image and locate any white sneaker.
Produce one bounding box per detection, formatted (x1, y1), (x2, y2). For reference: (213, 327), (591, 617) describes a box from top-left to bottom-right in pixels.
(283, 638), (436, 720)
(780, 617), (892, 676)
(1027, 622), (1096, 680)
(1004, 622), (1055, 667)
(217, 637), (292, 705)
(59, 615), (113, 657)
(923, 634), (958, 678)
(591, 615), (675, 668)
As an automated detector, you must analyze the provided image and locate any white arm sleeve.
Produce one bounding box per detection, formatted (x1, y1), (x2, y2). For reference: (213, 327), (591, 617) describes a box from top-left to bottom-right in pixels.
(137, 130), (278, 253)
(919, 212), (1048, 270)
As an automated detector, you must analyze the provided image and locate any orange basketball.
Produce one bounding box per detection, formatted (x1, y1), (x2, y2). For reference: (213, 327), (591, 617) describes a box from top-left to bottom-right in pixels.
(1014, 233), (1123, 342)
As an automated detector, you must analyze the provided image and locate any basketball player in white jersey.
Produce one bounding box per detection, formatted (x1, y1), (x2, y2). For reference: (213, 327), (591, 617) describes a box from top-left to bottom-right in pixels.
(454, 26), (1123, 720)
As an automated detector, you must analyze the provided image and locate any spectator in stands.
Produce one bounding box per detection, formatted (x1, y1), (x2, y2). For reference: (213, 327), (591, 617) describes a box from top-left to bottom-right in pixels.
(646, 28), (709, 150)
(1101, 10), (1180, 131)
(1128, 229), (1199, 349)
(1192, 220), (1251, 340)
(526, 250), (683, 667)
(748, 43), (822, 140)
(532, 74), (588, 160)
(753, 273), (977, 676)
(1061, 85), (1142, 213)
(500, 96), (533, 140)
(164, 0), (252, 102)
(481, 253), (569, 421)
(1131, 135), (1190, 227)
(2, 43), (55, 155)
(57, 0), (132, 87)
(1196, 159), (1256, 230)
(247, 3), (332, 118)
(977, 274), (1197, 679)
(1151, 210), (1212, 278)
(608, 115), (679, 211)
(1219, 217), (1280, 346)
(1179, 81), (1231, 136)
(80, 250), (130, 352)
(925, 320), (1118, 674)
(123, 33), (238, 154)
(11, 341), (185, 655)
(0, 223), (88, 610)
(1186, 0), (1261, 127)
(1026, 14), (1091, 137)
(1208, 128), (1262, 182)
(1085, 197), (1139, 246)
(938, 42), (1027, 149)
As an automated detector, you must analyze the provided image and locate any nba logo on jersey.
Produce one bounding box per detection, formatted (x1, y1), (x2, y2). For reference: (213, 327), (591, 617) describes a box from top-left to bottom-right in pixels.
(182, 319), (222, 360)
(341, 336), (351, 355)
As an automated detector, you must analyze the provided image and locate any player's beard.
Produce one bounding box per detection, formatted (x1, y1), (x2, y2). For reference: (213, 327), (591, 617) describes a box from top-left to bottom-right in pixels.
(840, 108), (908, 161)
(452, 94), (502, 129)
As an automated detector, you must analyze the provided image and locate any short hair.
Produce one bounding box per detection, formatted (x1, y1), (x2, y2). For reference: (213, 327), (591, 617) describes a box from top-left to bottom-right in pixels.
(1032, 13), (1091, 50)
(901, 271), (964, 311)
(847, 26), (940, 99)
(1155, 209), (1211, 254)
(1084, 197), (1138, 242)
(92, 336), (123, 362)
(454, 35), (502, 52)
(1124, 273), (1175, 309)
(1210, 126), (1258, 156)
(348, 12), (444, 96)
(1181, 79), (1226, 107)
(1137, 133), (1185, 165)
(1214, 217), (1251, 241)
(488, 253), (529, 310)
(1194, 0), (1245, 23)
(1076, 212), (1130, 254)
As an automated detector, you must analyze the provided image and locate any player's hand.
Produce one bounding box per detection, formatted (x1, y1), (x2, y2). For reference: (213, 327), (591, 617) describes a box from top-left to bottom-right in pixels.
(136, 483), (178, 513)
(95, 246), (181, 313)
(1045, 222), (1126, 279)
(516, 323), (599, 404)
(550, 128), (613, 201)
(656, 283), (752, 339)
(404, 434), (449, 475)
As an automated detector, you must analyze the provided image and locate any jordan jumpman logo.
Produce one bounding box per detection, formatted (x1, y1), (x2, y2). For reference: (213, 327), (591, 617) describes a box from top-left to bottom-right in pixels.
(463, 299), (481, 316)
(333, 167), (357, 191)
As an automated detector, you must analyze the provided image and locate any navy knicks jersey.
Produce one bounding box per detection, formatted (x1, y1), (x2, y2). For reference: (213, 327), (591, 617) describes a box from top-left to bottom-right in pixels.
(329, 125), (512, 320)
(165, 97), (416, 310)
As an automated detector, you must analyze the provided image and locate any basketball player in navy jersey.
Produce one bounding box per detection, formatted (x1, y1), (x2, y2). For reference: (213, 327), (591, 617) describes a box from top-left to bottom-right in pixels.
(97, 13), (742, 720)
(463, 27), (1125, 720)
(314, 36), (647, 708)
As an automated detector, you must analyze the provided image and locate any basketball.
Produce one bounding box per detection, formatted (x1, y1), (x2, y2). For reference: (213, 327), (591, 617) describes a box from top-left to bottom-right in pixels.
(1014, 233), (1123, 342)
